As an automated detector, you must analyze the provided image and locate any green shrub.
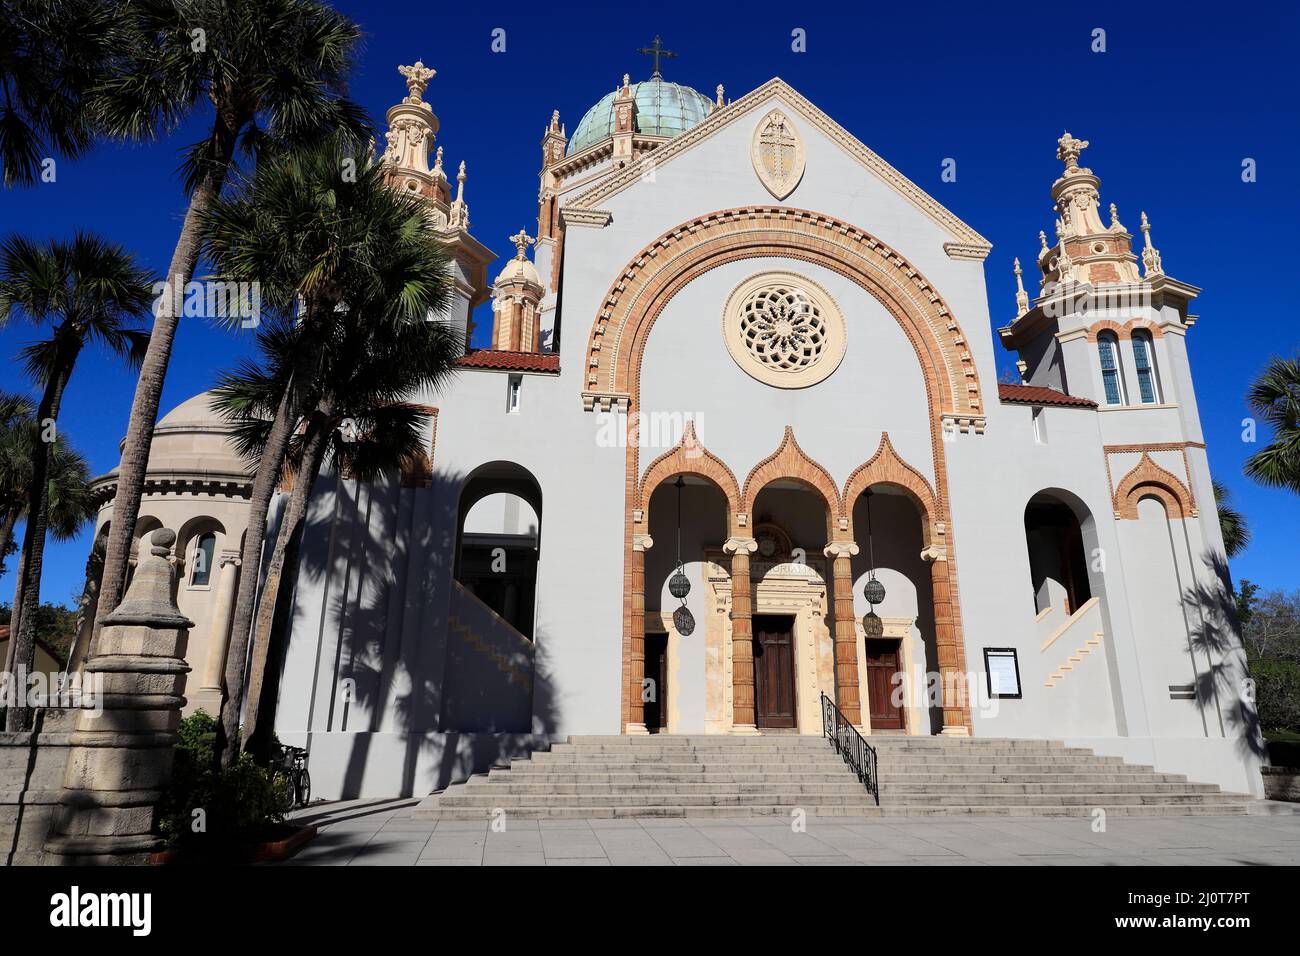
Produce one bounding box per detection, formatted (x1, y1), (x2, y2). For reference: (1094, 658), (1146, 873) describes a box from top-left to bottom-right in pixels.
(157, 710), (290, 852)
(1250, 658), (1300, 734)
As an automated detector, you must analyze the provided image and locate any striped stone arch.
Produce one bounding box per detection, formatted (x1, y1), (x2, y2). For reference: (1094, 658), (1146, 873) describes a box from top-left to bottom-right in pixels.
(582, 206), (985, 428)
(1114, 453), (1197, 519)
(841, 433), (941, 544)
(637, 419), (741, 515)
(739, 426), (843, 537)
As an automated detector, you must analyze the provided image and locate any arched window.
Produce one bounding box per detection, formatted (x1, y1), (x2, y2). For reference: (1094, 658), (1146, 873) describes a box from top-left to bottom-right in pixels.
(190, 532), (216, 587)
(1097, 332), (1125, 405)
(1131, 330), (1159, 404)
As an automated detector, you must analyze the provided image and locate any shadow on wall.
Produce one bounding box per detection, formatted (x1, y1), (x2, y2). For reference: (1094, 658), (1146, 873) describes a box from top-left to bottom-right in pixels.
(282, 467), (559, 799)
(1182, 549), (1266, 763)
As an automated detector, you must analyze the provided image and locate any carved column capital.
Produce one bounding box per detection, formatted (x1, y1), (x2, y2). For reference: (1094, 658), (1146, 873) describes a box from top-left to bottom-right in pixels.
(722, 536), (758, 555)
(823, 541), (860, 559)
(920, 544), (947, 563)
(217, 550), (243, 568)
(631, 533), (654, 553)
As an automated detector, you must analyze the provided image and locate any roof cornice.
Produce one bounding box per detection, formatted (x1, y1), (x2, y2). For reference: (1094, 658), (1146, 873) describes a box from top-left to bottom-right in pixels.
(567, 77), (991, 257)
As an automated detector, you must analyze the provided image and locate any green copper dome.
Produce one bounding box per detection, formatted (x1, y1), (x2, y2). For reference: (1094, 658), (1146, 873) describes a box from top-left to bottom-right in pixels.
(566, 76), (714, 156)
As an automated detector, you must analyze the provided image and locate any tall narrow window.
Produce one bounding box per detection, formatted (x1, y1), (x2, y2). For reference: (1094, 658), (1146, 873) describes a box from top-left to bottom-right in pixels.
(190, 532), (216, 587)
(1097, 333), (1124, 405)
(1131, 331), (1159, 404)
(507, 374), (522, 414)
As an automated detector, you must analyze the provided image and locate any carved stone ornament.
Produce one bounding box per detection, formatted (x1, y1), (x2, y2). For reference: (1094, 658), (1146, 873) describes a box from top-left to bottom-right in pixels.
(751, 109), (805, 200)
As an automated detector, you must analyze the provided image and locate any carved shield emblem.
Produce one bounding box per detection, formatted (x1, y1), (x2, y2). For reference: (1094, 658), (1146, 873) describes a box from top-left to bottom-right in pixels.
(751, 110), (805, 200)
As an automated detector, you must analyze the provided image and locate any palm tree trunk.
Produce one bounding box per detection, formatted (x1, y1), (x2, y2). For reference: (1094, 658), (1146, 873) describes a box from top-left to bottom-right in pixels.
(241, 412), (331, 749)
(5, 356), (74, 731)
(216, 385), (299, 765)
(2, 543), (26, 677)
(92, 119), (239, 646)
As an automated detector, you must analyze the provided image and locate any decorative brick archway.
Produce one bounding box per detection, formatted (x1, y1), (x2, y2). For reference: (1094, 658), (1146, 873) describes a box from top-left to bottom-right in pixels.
(1114, 453), (1196, 519)
(604, 208), (980, 734)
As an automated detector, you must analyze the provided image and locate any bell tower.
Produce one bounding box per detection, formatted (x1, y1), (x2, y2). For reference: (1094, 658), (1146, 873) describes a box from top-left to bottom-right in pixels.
(380, 60), (495, 353)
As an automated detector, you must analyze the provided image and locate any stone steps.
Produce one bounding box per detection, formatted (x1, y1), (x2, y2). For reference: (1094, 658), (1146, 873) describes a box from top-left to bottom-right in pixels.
(412, 734), (1252, 820)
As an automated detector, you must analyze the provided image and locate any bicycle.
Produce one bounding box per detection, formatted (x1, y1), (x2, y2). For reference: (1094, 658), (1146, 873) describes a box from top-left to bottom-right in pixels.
(273, 744), (312, 809)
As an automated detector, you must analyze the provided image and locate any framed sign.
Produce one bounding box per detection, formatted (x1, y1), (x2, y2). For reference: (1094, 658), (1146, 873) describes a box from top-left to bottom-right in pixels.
(983, 647), (1022, 699)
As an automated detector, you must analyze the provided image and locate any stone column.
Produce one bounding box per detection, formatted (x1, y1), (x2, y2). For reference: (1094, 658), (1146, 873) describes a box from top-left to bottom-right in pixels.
(199, 551), (242, 692)
(626, 533), (653, 734)
(44, 528), (193, 865)
(924, 546), (969, 736)
(724, 536), (759, 733)
(824, 541), (862, 726)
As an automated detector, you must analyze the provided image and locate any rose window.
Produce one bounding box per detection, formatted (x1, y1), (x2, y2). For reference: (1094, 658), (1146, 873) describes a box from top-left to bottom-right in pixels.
(723, 272), (846, 388)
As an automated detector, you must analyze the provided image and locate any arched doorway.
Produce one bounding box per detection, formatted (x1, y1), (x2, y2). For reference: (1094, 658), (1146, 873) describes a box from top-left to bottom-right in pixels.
(454, 462), (542, 641)
(849, 486), (936, 734)
(1024, 492), (1093, 615)
(643, 475), (729, 733)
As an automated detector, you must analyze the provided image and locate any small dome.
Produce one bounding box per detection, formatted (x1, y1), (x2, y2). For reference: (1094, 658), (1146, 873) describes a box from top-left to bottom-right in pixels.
(157, 391), (226, 429)
(494, 255), (542, 289)
(567, 76), (713, 156)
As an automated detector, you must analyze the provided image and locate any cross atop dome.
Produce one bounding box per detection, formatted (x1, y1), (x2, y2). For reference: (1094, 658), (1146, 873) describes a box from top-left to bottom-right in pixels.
(636, 35), (677, 78)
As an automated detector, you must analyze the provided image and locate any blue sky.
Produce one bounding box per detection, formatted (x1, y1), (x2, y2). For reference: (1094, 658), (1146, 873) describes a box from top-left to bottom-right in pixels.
(1, 1), (1297, 605)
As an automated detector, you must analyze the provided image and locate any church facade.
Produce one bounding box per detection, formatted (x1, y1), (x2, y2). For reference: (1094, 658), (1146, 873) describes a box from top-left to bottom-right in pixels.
(94, 61), (1264, 801)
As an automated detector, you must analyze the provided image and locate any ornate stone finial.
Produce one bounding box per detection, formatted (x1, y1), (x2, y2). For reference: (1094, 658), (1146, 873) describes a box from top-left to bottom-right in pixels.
(1109, 201), (1124, 230)
(716, 84), (725, 107)
(550, 109), (560, 130)
(101, 528), (193, 629)
(1140, 211), (1163, 277)
(455, 160), (466, 199)
(398, 60), (436, 105)
(1056, 130), (1089, 172)
(432, 145), (444, 178)
(621, 73), (631, 93)
(1038, 230), (1049, 255)
(510, 228), (535, 260)
(1014, 257), (1029, 316)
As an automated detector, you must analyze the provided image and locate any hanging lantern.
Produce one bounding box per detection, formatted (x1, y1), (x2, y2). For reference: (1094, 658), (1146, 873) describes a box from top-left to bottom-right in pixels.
(862, 488), (886, 606)
(862, 609), (884, 640)
(668, 563), (691, 599)
(673, 605), (696, 636)
(670, 476), (693, 635)
(863, 574), (886, 606)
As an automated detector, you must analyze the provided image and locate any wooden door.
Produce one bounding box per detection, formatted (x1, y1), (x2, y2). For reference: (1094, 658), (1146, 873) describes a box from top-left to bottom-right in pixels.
(644, 632), (668, 733)
(865, 639), (905, 730)
(754, 616), (796, 728)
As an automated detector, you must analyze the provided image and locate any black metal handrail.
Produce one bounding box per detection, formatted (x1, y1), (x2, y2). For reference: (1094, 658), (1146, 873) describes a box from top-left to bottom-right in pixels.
(820, 692), (879, 805)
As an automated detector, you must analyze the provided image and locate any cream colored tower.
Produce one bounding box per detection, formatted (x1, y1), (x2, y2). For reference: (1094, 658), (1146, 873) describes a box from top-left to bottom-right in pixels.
(380, 60), (495, 351)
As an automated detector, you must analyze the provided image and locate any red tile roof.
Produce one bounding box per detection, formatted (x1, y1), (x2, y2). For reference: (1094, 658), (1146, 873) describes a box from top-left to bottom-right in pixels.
(998, 383), (1097, 408)
(458, 350), (560, 373)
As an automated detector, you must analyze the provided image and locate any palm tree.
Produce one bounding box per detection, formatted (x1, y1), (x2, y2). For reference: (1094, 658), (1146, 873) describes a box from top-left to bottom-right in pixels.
(197, 137), (454, 762)
(214, 312), (458, 749)
(0, 392), (35, 568)
(89, 0), (371, 654)
(0, 408), (94, 688)
(1212, 480), (1249, 559)
(1244, 355), (1300, 495)
(0, 233), (151, 730)
(0, 0), (120, 186)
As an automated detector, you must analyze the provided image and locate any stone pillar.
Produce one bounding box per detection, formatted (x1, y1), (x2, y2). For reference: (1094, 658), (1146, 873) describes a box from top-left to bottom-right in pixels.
(924, 546), (969, 736)
(626, 533), (653, 734)
(724, 536), (759, 733)
(199, 551), (242, 692)
(825, 541), (862, 726)
(44, 528), (193, 865)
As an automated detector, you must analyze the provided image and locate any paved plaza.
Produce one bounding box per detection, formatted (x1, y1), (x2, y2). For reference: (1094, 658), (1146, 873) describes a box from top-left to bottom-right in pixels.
(277, 799), (1300, 866)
